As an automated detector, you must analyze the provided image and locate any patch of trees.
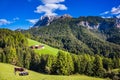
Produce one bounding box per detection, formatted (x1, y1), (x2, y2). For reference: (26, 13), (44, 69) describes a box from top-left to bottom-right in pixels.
(0, 29), (33, 69)
(30, 51), (120, 79)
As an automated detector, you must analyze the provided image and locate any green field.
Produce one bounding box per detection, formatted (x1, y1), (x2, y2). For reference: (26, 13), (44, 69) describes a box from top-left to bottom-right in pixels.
(0, 63), (106, 80)
(28, 39), (59, 55)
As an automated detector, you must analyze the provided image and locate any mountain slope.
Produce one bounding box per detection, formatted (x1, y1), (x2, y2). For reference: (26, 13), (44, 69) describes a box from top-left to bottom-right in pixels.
(0, 62), (105, 80)
(23, 16), (120, 57)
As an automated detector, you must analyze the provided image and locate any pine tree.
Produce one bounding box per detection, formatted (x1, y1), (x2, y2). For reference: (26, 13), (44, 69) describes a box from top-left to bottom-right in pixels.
(72, 54), (79, 73)
(103, 58), (112, 71)
(0, 48), (3, 62)
(24, 49), (31, 69)
(5, 46), (18, 65)
(30, 51), (40, 71)
(56, 51), (74, 75)
(66, 53), (74, 75)
(93, 55), (106, 77)
(79, 54), (88, 74)
(84, 61), (93, 76)
(45, 55), (55, 74)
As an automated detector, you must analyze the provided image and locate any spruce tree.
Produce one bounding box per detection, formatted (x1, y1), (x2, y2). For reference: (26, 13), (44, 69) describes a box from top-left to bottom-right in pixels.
(93, 55), (106, 77)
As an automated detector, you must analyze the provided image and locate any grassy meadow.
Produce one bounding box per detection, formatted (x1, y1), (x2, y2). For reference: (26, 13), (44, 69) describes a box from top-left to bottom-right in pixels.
(0, 63), (107, 80)
(28, 39), (59, 55)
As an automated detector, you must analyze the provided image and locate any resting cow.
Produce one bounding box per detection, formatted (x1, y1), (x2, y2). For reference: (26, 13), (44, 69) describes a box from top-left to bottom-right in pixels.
(14, 67), (24, 75)
(19, 71), (29, 76)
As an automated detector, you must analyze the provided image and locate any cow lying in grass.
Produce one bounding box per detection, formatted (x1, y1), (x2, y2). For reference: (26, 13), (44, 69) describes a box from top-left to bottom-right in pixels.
(14, 67), (29, 76)
(14, 67), (24, 75)
(19, 71), (29, 76)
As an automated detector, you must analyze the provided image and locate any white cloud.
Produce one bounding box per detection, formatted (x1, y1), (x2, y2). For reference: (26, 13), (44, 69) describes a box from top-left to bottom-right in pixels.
(117, 14), (120, 18)
(100, 11), (109, 15)
(34, 0), (67, 16)
(100, 5), (120, 18)
(111, 5), (120, 14)
(0, 19), (11, 26)
(102, 16), (111, 18)
(26, 19), (39, 24)
(42, 0), (65, 4)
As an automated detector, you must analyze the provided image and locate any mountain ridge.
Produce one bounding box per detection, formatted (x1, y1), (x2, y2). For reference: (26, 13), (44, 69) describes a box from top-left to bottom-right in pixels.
(22, 15), (120, 57)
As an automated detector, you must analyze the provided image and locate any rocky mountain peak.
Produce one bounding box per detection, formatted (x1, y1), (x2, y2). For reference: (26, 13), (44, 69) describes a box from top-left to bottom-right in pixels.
(60, 14), (72, 18)
(33, 15), (59, 28)
(33, 14), (72, 28)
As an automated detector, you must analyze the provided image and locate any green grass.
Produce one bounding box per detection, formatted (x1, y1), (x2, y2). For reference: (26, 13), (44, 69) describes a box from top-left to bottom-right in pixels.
(28, 39), (59, 55)
(0, 62), (106, 80)
(112, 69), (120, 74)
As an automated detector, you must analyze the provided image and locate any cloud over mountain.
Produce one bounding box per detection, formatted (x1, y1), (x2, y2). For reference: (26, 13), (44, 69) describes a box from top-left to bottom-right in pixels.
(0, 19), (11, 26)
(111, 5), (120, 14)
(34, 0), (67, 16)
(26, 19), (39, 24)
(101, 5), (120, 18)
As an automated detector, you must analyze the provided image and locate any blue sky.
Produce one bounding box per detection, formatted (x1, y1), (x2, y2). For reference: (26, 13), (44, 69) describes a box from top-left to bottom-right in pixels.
(0, 0), (120, 30)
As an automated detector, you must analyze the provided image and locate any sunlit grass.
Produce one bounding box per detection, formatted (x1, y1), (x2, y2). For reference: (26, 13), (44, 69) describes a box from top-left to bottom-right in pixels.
(0, 63), (106, 80)
(28, 38), (59, 55)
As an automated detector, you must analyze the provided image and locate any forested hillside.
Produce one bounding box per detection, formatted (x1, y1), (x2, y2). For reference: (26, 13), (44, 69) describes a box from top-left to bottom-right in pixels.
(0, 29), (120, 79)
(0, 29), (36, 69)
(23, 16), (120, 58)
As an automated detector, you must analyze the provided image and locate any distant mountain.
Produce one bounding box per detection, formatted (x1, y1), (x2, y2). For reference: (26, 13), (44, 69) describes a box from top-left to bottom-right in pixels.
(22, 15), (120, 57)
(33, 15), (120, 30)
(33, 14), (72, 28)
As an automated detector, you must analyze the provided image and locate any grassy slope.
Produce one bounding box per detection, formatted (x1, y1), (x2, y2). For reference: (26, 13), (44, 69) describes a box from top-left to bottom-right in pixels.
(28, 39), (59, 55)
(112, 69), (120, 74)
(0, 63), (106, 80)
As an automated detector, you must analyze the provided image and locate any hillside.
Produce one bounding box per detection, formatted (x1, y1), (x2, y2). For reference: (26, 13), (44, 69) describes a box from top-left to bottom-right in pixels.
(23, 16), (120, 57)
(28, 39), (59, 55)
(0, 63), (105, 80)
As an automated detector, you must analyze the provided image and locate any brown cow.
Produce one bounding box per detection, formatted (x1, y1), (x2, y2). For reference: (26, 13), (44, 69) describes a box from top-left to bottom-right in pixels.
(14, 67), (24, 75)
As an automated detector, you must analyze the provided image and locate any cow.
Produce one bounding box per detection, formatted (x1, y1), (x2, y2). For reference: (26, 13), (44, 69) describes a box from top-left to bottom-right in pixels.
(14, 67), (24, 75)
(19, 71), (29, 76)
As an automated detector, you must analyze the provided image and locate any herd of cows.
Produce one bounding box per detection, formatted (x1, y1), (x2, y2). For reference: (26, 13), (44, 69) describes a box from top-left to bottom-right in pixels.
(14, 67), (29, 76)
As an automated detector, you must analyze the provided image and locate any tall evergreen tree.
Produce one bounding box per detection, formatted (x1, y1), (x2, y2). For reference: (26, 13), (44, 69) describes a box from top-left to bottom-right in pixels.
(93, 55), (106, 77)
(66, 53), (74, 75)
(5, 46), (18, 65)
(44, 55), (56, 74)
(103, 58), (112, 71)
(56, 51), (74, 75)
(24, 49), (31, 69)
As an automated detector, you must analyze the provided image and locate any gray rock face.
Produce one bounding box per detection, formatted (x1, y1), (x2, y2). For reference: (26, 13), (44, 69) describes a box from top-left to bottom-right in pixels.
(78, 21), (100, 29)
(33, 15), (59, 28)
(78, 17), (120, 30)
(33, 14), (72, 28)
(116, 18), (120, 28)
(60, 14), (72, 18)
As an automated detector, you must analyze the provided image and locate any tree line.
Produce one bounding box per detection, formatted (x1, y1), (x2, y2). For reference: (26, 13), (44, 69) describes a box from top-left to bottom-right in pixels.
(30, 51), (120, 80)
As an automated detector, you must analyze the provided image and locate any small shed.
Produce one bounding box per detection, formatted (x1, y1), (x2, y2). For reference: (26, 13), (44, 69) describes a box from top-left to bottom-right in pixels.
(30, 45), (45, 49)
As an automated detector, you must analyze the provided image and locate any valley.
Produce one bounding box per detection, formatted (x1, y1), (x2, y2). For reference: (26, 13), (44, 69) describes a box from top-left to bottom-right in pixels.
(1, 0), (120, 80)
